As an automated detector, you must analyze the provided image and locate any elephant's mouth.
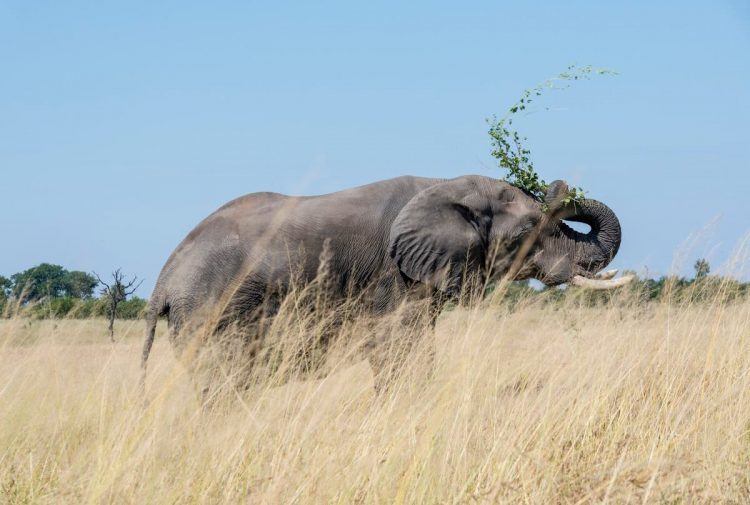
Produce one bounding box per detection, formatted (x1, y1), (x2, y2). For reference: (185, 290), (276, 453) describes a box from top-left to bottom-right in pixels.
(532, 257), (633, 289)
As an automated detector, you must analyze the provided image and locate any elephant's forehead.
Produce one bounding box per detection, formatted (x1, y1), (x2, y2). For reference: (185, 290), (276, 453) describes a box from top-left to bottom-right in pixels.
(492, 195), (540, 220)
(489, 202), (542, 242)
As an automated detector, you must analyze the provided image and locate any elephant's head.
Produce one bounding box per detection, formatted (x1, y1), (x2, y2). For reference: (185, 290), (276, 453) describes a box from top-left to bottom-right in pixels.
(388, 175), (628, 296)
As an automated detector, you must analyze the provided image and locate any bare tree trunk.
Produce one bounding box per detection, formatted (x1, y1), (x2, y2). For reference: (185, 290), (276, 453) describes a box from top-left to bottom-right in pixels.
(108, 302), (117, 342)
(95, 269), (141, 344)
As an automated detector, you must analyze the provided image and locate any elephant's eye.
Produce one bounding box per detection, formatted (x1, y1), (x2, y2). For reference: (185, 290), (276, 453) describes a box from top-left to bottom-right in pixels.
(518, 218), (538, 235)
(505, 218), (538, 244)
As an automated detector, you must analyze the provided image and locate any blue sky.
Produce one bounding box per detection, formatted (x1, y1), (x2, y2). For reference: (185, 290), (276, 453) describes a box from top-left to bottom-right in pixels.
(1, 1), (748, 295)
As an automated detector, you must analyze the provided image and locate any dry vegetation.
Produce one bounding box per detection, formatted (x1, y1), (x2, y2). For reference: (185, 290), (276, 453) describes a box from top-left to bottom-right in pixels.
(2, 285), (750, 504)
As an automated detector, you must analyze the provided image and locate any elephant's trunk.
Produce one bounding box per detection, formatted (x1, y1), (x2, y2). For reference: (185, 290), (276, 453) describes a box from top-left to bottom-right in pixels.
(555, 198), (622, 276)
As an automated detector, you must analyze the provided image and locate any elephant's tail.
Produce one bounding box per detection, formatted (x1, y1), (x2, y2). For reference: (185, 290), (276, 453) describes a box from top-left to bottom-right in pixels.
(141, 294), (167, 386)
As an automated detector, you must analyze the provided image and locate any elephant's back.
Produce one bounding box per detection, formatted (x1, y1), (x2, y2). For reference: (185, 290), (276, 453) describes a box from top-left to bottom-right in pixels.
(152, 192), (301, 316)
(158, 177), (440, 287)
(203, 175), (441, 229)
(168, 192), (299, 265)
(150, 176), (441, 325)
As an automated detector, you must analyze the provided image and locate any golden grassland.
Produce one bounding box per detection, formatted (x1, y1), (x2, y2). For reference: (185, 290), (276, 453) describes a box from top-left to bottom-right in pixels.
(2, 289), (750, 504)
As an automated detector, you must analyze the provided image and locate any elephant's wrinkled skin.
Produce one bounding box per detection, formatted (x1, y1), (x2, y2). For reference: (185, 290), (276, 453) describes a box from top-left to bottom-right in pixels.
(142, 175), (624, 385)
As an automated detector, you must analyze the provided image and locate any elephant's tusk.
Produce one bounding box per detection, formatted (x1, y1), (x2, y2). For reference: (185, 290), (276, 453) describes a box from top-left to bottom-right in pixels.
(570, 274), (633, 290)
(594, 269), (618, 280)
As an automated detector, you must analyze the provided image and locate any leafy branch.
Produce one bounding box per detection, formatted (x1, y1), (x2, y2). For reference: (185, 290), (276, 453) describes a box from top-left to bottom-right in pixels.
(488, 65), (617, 208)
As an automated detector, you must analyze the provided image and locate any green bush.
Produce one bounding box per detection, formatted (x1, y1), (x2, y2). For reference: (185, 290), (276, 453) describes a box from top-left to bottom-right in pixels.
(17, 296), (147, 320)
(115, 297), (148, 319)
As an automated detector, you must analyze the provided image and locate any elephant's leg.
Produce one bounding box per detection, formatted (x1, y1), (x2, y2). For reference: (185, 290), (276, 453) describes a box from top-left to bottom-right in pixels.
(205, 285), (278, 402)
(166, 309), (228, 409)
(163, 303), (220, 406)
(365, 286), (444, 394)
(189, 322), (267, 411)
(170, 281), (271, 409)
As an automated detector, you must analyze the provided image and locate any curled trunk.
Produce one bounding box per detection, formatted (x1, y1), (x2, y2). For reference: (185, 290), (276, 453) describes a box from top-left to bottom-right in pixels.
(554, 198), (623, 276)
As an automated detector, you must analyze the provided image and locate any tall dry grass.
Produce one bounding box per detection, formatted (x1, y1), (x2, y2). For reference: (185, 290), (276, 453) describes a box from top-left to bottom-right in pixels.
(2, 285), (750, 503)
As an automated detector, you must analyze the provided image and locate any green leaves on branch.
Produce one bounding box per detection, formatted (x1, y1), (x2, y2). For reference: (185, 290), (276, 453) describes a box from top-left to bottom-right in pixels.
(488, 65), (617, 208)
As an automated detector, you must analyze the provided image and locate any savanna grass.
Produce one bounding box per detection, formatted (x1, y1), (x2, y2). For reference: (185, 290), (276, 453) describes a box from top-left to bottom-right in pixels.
(2, 275), (750, 503)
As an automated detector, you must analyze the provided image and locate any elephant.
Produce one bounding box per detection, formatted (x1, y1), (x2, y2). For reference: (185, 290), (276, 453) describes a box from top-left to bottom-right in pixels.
(141, 174), (629, 392)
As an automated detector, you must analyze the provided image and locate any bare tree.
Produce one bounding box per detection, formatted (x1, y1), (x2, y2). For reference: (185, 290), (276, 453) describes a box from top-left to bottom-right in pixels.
(94, 269), (143, 342)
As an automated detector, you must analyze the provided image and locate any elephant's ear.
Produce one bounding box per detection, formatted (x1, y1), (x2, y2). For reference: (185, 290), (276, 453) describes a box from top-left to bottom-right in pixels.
(388, 178), (487, 292)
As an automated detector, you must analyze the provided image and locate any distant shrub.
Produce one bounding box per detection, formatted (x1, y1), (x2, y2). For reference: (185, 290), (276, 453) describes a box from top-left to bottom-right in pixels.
(48, 297), (77, 318)
(115, 297), (148, 319)
(18, 296), (146, 320)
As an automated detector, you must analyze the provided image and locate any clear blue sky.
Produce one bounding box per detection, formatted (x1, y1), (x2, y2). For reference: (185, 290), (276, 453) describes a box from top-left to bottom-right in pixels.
(1, 1), (749, 296)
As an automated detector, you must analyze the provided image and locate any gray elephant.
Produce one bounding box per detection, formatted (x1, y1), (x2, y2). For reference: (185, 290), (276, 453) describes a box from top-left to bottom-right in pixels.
(141, 175), (628, 389)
